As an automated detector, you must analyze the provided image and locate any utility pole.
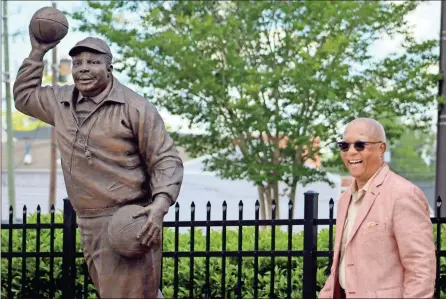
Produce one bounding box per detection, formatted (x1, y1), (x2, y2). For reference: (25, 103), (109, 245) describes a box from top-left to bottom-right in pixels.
(3, 0), (16, 209)
(438, 0), (446, 216)
(49, 1), (58, 210)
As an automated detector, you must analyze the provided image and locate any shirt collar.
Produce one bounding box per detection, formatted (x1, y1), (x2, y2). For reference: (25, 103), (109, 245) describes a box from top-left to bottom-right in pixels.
(77, 78), (113, 104)
(61, 77), (125, 104)
(350, 163), (385, 195)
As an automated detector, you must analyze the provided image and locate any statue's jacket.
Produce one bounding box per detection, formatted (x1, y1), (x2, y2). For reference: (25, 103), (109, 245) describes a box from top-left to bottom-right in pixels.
(13, 58), (184, 214)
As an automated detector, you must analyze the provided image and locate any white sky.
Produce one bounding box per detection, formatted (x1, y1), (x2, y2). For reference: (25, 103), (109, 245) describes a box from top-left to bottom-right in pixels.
(1, 1), (442, 134)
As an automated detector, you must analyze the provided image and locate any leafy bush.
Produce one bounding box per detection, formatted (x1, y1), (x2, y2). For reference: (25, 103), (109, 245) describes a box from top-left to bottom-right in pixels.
(0, 211), (92, 299)
(160, 225), (320, 299)
(1, 211), (445, 298)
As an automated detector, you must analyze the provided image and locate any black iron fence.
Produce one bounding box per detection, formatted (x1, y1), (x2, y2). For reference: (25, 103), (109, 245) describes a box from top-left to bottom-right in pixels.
(1, 192), (445, 299)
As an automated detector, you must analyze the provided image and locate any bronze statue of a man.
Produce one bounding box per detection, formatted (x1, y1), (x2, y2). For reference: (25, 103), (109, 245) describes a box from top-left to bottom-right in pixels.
(13, 25), (183, 298)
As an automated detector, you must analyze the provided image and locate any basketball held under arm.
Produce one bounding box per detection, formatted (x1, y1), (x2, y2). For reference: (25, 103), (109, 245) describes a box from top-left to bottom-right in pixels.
(132, 196), (170, 248)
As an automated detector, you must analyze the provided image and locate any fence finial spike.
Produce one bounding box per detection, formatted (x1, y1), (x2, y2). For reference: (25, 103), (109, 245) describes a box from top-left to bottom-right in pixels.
(437, 196), (442, 207)
(206, 201), (211, 207)
(288, 199), (293, 209)
(329, 198), (334, 208)
(23, 205), (27, 212)
(222, 200), (227, 207)
(238, 200), (243, 207)
(191, 201), (195, 207)
(37, 205), (41, 212)
(50, 204), (55, 213)
(9, 205), (13, 211)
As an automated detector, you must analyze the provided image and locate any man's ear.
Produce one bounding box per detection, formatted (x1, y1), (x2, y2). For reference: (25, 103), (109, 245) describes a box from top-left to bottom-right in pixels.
(380, 142), (387, 155)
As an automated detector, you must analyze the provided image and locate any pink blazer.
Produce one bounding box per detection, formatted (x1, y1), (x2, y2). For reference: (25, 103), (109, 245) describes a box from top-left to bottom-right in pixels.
(319, 164), (436, 298)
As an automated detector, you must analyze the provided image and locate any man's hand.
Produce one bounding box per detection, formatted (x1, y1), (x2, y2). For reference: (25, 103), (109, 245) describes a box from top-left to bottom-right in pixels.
(28, 24), (60, 61)
(133, 195), (171, 249)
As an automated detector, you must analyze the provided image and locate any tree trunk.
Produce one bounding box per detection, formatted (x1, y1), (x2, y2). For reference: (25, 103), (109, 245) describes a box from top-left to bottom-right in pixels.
(289, 146), (303, 218)
(265, 183), (273, 219)
(257, 185), (267, 220)
(257, 183), (278, 220)
(272, 181), (280, 218)
(289, 179), (298, 218)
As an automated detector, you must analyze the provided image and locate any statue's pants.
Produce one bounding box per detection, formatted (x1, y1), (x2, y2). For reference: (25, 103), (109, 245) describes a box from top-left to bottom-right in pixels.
(77, 208), (163, 299)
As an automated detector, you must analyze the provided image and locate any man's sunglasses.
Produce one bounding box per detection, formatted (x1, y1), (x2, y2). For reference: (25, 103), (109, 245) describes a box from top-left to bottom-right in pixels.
(337, 141), (383, 152)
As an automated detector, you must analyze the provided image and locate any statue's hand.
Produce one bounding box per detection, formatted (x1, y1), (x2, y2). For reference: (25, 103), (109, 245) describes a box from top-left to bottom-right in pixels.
(29, 24), (60, 57)
(133, 196), (170, 248)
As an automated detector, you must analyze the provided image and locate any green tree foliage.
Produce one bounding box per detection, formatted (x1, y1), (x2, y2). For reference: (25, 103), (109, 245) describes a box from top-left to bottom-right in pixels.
(389, 129), (436, 182)
(69, 1), (439, 218)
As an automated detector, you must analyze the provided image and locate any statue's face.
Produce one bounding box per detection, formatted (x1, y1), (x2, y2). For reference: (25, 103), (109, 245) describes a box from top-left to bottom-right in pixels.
(71, 51), (111, 97)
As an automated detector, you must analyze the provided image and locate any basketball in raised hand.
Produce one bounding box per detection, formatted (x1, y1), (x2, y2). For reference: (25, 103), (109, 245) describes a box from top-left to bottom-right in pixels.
(30, 7), (69, 44)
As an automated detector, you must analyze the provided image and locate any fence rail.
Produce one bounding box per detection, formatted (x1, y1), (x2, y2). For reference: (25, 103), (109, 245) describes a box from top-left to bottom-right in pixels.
(1, 192), (445, 299)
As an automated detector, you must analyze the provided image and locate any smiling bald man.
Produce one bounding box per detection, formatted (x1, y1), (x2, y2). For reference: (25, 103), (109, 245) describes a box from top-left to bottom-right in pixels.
(319, 118), (435, 298)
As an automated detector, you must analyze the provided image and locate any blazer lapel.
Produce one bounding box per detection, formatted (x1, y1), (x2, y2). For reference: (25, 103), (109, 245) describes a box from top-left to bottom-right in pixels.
(334, 189), (352, 253)
(347, 189), (379, 244)
(347, 164), (390, 244)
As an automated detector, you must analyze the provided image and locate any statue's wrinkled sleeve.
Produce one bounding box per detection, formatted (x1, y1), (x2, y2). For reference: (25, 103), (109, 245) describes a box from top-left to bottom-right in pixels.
(13, 58), (57, 126)
(133, 102), (183, 205)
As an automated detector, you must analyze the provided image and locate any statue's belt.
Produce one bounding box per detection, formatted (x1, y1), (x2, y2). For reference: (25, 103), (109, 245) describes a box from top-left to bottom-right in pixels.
(76, 199), (148, 218)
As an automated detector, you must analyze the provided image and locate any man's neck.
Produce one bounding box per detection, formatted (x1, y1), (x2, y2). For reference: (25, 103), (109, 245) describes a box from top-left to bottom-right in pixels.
(356, 180), (367, 191)
(355, 162), (384, 190)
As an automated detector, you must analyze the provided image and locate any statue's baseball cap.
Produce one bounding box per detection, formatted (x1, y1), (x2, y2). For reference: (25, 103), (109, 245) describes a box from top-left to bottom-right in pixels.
(68, 37), (113, 60)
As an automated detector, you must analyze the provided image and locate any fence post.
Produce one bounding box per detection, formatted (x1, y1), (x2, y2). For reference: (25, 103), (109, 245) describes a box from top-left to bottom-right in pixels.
(303, 191), (318, 299)
(63, 198), (76, 298)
